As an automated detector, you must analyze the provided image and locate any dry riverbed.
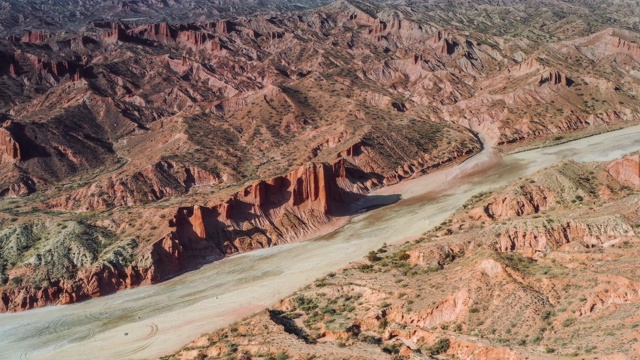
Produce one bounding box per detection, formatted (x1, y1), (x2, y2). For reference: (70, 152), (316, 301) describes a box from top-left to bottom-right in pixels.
(1, 124), (640, 360)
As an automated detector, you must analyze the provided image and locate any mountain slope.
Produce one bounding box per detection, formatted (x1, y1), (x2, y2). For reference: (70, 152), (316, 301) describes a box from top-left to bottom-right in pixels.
(0, 0), (639, 311)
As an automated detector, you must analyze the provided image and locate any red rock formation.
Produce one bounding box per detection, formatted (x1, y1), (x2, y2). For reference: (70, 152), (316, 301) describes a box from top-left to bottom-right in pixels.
(612, 34), (640, 59)
(21, 30), (49, 44)
(607, 154), (640, 188)
(0, 182), (30, 197)
(339, 140), (479, 186)
(0, 263), (157, 312)
(538, 70), (571, 86)
(46, 160), (221, 211)
(99, 23), (125, 43)
(368, 21), (387, 35)
(26, 58), (80, 79)
(584, 28), (640, 61)
(496, 218), (636, 252)
(0, 159), (359, 311)
(203, 20), (229, 34)
(0, 159), (358, 311)
(210, 41), (222, 52)
(0, 121), (21, 164)
(169, 160), (348, 248)
(429, 31), (456, 56)
(139, 22), (175, 41)
(506, 58), (543, 76)
(468, 184), (555, 221)
(212, 94), (253, 115)
(177, 30), (208, 48)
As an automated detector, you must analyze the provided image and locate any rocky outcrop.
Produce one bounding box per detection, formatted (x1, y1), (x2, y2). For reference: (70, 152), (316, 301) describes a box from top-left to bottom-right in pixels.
(538, 70), (572, 86)
(506, 58), (544, 77)
(3, 141), (470, 312)
(428, 31), (458, 56)
(468, 184), (556, 221)
(21, 30), (49, 44)
(134, 22), (175, 41)
(46, 160), (221, 211)
(495, 217), (637, 253)
(176, 30), (210, 49)
(607, 154), (640, 188)
(570, 28), (640, 61)
(0, 177), (36, 198)
(127, 22), (223, 49)
(166, 160), (349, 257)
(0, 160), (353, 312)
(199, 20), (232, 35)
(98, 22), (125, 43)
(0, 110), (117, 183)
(0, 121), (20, 164)
(0, 263), (152, 312)
(340, 138), (480, 186)
(464, 161), (605, 221)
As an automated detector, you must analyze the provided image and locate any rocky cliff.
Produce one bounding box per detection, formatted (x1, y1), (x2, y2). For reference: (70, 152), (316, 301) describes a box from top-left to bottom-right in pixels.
(0, 121), (20, 164)
(0, 128), (482, 312)
(607, 154), (640, 188)
(0, 159), (344, 311)
(46, 160), (221, 211)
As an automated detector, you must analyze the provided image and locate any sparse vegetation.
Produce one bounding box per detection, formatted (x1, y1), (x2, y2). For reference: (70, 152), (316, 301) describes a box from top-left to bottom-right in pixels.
(423, 338), (451, 355)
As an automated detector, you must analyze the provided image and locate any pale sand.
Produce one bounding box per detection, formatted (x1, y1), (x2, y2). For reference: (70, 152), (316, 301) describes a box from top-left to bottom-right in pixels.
(0, 124), (639, 360)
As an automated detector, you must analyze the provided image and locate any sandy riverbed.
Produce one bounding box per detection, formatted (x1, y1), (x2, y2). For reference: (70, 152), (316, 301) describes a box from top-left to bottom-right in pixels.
(1, 124), (639, 360)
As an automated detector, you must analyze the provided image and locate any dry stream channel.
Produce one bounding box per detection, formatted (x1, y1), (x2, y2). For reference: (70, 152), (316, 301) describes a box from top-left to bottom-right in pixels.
(1, 125), (640, 359)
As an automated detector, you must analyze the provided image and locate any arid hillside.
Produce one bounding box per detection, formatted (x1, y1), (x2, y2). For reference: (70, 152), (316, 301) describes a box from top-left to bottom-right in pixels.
(1, 0), (640, 312)
(169, 154), (640, 360)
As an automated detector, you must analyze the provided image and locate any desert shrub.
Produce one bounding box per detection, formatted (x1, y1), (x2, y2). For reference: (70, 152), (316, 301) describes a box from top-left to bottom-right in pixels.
(273, 351), (289, 360)
(359, 334), (382, 345)
(562, 317), (575, 327)
(367, 251), (381, 262)
(381, 343), (401, 354)
(358, 264), (374, 272)
(294, 295), (318, 312)
(423, 338), (450, 355)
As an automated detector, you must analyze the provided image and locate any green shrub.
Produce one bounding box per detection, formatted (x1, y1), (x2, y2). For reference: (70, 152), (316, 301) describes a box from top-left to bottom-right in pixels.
(367, 251), (381, 262)
(359, 334), (382, 345)
(423, 338), (450, 355)
(541, 309), (553, 320)
(381, 343), (401, 354)
(273, 351), (289, 360)
(562, 317), (575, 327)
(295, 295), (318, 312)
